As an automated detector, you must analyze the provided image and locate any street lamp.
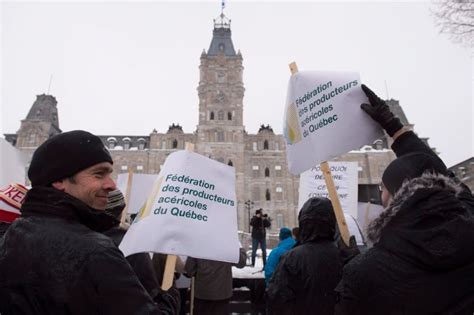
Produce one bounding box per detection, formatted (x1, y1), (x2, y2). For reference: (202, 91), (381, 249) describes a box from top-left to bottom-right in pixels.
(244, 200), (254, 233)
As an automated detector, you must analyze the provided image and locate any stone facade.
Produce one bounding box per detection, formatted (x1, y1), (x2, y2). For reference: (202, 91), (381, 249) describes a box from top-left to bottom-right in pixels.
(449, 157), (474, 191)
(5, 14), (430, 234)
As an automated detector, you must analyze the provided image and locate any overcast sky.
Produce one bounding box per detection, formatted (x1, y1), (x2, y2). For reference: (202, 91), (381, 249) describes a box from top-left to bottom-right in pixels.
(1, 0), (472, 167)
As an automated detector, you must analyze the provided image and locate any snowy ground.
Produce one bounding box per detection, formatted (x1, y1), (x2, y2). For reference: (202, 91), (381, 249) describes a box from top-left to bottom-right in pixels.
(232, 249), (270, 279)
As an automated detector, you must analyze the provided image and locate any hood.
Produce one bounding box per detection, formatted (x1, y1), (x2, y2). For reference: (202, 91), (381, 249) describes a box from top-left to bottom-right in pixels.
(368, 173), (474, 271)
(298, 197), (336, 243)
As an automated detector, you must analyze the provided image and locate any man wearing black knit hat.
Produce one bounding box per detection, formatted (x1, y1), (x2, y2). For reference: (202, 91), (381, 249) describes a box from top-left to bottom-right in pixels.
(0, 130), (177, 314)
(335, 86), (474, 314)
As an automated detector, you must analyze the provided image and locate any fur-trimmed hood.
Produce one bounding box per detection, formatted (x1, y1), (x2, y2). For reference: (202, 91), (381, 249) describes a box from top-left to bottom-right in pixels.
(367, 172), (474, 271)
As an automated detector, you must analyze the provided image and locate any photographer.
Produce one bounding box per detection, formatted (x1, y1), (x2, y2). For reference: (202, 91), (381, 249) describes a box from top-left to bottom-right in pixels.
(250, 209), (271, 267)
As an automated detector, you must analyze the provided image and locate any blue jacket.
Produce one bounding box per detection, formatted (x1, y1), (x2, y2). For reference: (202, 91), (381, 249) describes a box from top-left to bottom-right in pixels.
(265, 236), (296, 285)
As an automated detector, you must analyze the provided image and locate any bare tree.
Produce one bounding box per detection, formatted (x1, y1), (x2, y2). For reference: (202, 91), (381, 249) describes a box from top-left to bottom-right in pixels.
(431, 0), (474, 48)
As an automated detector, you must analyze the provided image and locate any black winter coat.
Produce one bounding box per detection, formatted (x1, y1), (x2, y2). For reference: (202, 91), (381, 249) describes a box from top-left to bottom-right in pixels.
(335, 131), (474, 314)
(266, 197), (343, 315)
(267, 241), (343, 315)
(250, 216), (271, 239)
(0, 187), (173, 314)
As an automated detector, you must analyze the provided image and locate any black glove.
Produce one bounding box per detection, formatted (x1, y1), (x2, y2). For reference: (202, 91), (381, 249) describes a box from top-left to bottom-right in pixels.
(154, 286), (180, 315)
(361, 84), (403, 137)
(338, 235), (360, 265)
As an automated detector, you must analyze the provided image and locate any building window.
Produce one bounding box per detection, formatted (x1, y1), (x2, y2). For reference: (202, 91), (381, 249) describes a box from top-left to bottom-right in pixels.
(172, 139), (178, 149)
(210, 112), (215, 120)
(228, 112), (232, 120)
(264, 140), (269, 150)
(228, 160), (233, 167)
(265, 189), (271, 201)
(252, 165), (259, 177)
(276, 187), (283, 192)
(107, 137), (117, 149)
(275, 165), (282, 177)
(276, 214), (283, 229)
(217, 132), (224, 142)
(137, 138), (146, 150)
(123, 137), (131, 150)
(121, 165), (128, 171)
(275, 142), (280, 151)
(253, 142), (257, 151)
(161, 140), (167, 150)
(218, 111), (224, 120)
(265, 167), (270, 177)
(137, 165), (143, 171)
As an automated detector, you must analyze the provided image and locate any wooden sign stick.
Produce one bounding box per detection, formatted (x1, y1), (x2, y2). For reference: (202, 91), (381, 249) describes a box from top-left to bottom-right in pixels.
(289, 61), (351, 246)
(161, 142), (195, 291)
(120, 168), (133, 225)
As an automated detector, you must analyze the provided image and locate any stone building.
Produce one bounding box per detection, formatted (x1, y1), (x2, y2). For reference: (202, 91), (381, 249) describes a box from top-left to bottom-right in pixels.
(5, 12), (427, 234)
(449, 157), (474, 191)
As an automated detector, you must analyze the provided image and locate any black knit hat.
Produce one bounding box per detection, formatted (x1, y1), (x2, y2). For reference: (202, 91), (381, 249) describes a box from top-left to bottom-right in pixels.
(255, 208), (263, 215)
(382, 152), (447, 195)
(106, 189), (126, 220)
(28, 130), (113, 187)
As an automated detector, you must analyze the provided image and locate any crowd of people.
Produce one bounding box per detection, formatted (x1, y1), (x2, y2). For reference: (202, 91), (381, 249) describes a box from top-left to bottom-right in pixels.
(0, 85), (473, 314)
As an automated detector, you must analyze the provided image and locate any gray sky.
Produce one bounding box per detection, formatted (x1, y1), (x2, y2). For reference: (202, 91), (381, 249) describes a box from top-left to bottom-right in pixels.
(1, 0), (472, 167)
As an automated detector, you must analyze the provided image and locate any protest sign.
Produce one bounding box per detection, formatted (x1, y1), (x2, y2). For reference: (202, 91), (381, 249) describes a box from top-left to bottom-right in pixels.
(119, 150), (240, 264)
(298, 162), (358, 219)
(283, 71), (383, 174)
(0, 138), (28, 187)
(116, 173), (158, 214)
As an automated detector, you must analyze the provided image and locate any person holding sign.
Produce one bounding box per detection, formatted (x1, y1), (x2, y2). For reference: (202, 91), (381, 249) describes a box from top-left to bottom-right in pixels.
(184, 247), (247, 314)
(335, 86), (474, 314)
(266, 197), (343, 314)
(250, 209), (271, 267)
(0, 131), (176, 314)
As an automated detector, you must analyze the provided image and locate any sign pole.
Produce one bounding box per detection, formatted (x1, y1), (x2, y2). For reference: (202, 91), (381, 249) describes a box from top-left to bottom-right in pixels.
(289, 61), (351, 246)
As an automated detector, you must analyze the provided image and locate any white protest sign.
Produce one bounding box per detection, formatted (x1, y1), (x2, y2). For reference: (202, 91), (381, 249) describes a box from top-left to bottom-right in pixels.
(298, 162), (358, 219)
(283, 71), (383, 174)
(0, 138), (28, 187)
(119, 150), (240, 263)
(117, 173), (158, 214)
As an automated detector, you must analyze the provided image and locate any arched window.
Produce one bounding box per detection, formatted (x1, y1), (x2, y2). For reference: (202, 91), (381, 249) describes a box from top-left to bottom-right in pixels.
(263, 140), (269, 150)
(218, 111), (224, 120)
(172, 139), (178, 149)
(227, 112), (232, 120)
(265, 167), (270, 177)
(228, 160), (233, 167)
(265, 189), (271, 201)
(210, 112), (215, 120)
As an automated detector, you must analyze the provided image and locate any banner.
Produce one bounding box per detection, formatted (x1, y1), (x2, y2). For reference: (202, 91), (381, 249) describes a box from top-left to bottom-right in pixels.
(284, 71), (383, 174)
(119, 150), (240, 263)
(298, 162), (358, 219)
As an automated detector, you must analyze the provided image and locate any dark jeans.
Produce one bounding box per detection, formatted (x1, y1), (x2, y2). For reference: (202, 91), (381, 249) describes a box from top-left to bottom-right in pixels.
(193, 298), (230, 315)
(251, 237), (267, 266)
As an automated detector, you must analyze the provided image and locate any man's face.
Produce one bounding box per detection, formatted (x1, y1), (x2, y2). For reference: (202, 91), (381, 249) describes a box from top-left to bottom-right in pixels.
(52, 162), (116, 210)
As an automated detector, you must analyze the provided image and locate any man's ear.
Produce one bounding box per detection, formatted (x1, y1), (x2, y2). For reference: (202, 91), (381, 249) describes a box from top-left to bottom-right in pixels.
(52, 179), (66, 191)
